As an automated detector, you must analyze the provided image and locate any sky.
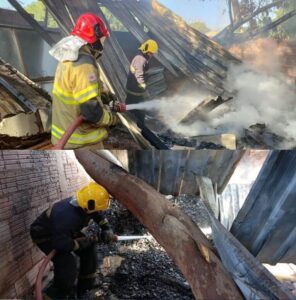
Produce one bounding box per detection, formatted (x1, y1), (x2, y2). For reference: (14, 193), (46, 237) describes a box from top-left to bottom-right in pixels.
(159, 0), (229, 30)
(1, 0), (230, 31)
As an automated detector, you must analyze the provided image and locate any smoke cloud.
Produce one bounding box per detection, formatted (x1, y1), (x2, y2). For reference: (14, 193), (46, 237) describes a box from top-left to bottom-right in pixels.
(131, 64), (296, 145)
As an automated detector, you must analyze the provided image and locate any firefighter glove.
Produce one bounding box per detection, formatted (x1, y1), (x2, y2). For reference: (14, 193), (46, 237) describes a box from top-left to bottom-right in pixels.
(74, 237), (96, 251)
(100, 229), (115, 243)
(101, 92), (118, 105)
(109, 100), (126, 113)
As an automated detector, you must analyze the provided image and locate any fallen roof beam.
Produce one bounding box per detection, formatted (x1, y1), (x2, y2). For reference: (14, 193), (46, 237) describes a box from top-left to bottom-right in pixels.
(179, 96), (233, 125)
(75, 150), (243, 300)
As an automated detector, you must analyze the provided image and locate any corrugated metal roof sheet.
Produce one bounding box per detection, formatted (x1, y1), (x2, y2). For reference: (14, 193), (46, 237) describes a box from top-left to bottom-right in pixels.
(231, 151), (296, 264)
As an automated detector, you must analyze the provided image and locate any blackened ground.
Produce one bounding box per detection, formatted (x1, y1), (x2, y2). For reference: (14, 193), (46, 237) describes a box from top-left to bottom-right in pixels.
(88, 198), (195, 300)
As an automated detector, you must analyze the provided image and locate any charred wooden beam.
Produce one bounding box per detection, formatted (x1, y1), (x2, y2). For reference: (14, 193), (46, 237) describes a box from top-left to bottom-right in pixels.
(75, 150), (243, 300)
(179, 96), (233, 125)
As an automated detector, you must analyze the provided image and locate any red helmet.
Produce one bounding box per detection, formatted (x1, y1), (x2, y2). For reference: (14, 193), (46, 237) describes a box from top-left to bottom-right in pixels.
(71, 13), (110, 44)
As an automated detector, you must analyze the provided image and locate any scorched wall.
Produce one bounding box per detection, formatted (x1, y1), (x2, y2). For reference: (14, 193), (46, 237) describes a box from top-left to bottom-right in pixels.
(0, 151), (89, 298)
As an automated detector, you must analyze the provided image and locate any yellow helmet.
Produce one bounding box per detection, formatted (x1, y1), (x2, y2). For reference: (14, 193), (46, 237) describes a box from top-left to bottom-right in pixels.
(76, 182), (110, 213)
(139, 39), (158, 54)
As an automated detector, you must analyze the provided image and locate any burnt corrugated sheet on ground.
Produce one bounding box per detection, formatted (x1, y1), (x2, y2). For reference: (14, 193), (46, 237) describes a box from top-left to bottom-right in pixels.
(0, 58), (51, 119)
(128, 150), (244, 195)
(231, 151), (296, 264)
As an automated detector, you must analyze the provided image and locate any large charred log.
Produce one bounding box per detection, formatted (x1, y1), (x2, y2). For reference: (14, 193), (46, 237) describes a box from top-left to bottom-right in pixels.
(75, 150), (243, 300)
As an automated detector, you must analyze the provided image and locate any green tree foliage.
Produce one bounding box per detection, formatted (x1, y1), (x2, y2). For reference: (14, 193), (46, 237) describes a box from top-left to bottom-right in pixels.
(272, 0), (296, 40)
(24, 1), (128, 31)
(101, 7), (127, 32)
(25, 0), (58, 28)
(190, 21), (211, 33)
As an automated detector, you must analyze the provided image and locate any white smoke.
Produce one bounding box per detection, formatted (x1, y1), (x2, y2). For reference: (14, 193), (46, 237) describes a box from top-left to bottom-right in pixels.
(129, 64), (296, 144)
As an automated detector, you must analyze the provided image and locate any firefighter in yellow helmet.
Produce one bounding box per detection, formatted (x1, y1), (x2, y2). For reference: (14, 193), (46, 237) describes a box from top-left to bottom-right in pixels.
(125, 39), (158, 125)
(30, 183), (115, 299)
(50, 13), (126, 149)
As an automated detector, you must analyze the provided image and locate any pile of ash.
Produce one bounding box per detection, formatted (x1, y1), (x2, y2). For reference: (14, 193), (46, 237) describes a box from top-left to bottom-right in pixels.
(89, 198), (199, 299)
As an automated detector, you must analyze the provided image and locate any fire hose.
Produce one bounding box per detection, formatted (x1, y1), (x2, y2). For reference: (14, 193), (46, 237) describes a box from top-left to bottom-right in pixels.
(51, 115), (84, 150)
(52, 102), (127, 150)
(35, 250), (56, 300)
(35, 235), (151, 300)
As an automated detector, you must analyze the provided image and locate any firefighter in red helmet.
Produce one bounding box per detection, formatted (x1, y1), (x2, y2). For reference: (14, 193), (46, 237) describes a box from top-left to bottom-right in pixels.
(50, 13), (126, 149)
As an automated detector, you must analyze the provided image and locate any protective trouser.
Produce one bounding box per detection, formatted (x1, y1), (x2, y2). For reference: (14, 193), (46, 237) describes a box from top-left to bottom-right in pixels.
(36, 239), (97, 299)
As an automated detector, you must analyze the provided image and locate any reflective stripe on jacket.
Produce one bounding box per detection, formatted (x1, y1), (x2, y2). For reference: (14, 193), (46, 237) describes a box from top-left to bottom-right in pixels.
(125, 52), (149, 96)
(51, 46), (111, 149)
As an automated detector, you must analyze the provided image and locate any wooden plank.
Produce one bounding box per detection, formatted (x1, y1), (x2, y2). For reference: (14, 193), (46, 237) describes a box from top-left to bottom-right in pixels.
(209, 150), (244, 194)
(196, 176), (219, 219)
(158, 151), (186, 195)
(179, 96), (233, 125)
(231, 151), (296, 264)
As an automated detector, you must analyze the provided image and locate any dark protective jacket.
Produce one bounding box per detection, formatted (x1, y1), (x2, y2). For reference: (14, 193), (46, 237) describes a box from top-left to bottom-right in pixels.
(30, 197), (111, 253)
(125, 51), (150, 96)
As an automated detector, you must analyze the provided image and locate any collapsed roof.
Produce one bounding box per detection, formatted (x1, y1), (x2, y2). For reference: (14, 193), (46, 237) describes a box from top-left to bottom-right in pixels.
(0, 58), (52, 148)
(4, 0), (295, 149)
(38, 0), (240, 100)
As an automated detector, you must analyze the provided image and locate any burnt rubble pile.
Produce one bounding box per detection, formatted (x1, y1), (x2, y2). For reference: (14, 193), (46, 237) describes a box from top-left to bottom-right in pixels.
(91, 198), (197, 299)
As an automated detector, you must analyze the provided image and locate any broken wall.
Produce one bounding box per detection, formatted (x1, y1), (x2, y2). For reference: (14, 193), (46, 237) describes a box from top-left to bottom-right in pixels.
(0, 151), (89, 298)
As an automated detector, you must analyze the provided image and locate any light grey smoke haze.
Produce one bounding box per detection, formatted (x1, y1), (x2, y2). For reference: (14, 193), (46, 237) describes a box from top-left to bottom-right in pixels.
(129, 64), (296, 143)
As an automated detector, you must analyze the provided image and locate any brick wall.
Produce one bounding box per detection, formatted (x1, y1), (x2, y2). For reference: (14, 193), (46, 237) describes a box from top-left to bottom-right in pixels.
(0, 151), (89, 299)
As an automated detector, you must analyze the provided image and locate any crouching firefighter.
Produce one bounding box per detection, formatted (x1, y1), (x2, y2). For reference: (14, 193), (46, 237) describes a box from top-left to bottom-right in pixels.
(125, 39), (158, 126)
(50, 13), (126, 149)
(30, 183), (116, 299)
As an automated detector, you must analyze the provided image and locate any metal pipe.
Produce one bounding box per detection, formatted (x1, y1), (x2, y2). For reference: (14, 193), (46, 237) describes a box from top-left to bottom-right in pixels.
(115, 235), (153, 242)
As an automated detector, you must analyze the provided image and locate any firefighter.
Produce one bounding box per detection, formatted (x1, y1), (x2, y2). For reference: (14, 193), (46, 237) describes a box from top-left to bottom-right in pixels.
(125, 39), (159, 126)
(30, 183), (115, 299)
(50, 13), (125, 149)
